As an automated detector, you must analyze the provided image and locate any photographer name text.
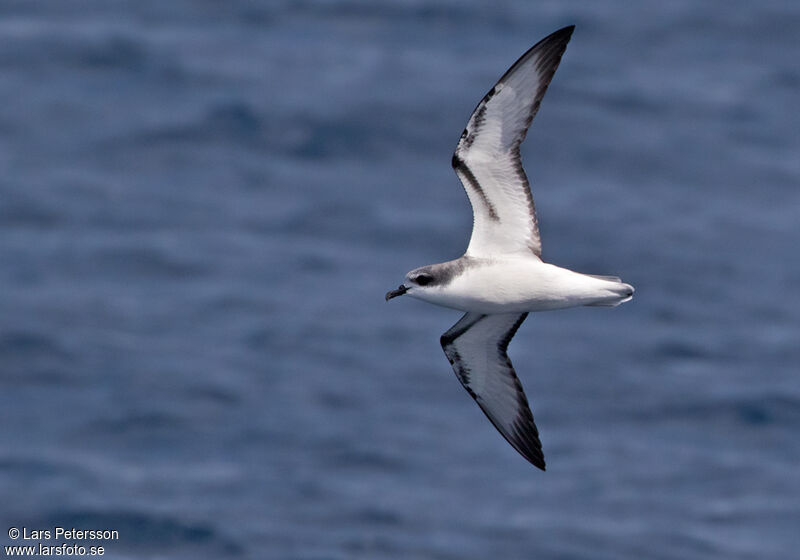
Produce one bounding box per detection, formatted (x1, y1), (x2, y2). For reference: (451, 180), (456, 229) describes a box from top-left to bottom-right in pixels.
(10, 528), (118, 541)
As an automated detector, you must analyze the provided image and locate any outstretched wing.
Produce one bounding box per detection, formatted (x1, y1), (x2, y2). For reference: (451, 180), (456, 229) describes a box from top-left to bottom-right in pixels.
(452, 25), (574, 258)
(440, 312), (545, 470)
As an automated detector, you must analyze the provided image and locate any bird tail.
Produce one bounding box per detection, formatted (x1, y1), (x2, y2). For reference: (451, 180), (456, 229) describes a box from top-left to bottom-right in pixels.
(585, 276), (634, 307)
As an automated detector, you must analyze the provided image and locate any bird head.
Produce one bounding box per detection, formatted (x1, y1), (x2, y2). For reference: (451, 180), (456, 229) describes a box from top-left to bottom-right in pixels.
(385, 266), (438, 301)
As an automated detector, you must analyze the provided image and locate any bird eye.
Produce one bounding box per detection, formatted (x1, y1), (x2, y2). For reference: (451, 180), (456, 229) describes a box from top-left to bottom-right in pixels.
(415, 274), (433, 286)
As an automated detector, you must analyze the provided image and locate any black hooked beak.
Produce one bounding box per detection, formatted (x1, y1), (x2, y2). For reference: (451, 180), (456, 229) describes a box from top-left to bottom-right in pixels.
(385, 284), (408, 301)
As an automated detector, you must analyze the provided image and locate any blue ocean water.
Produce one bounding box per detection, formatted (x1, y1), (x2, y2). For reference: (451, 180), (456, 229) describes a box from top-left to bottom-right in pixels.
(1, 1), (799, 558)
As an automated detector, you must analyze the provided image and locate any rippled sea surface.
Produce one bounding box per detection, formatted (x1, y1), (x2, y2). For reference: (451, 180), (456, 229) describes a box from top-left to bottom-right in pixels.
(1, 1), (799, 558)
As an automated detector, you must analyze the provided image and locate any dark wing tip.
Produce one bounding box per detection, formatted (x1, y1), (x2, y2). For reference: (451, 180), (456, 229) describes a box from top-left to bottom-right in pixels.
(548, 25), (575, 45)
(509, 417), (546, 471)
(497, 25), (575, 83)
(525, 452), (547, 471)
(498, 394), (546, 470)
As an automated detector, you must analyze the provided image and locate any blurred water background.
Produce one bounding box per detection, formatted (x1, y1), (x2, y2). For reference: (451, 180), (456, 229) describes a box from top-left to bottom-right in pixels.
(1, 1), (799, 558)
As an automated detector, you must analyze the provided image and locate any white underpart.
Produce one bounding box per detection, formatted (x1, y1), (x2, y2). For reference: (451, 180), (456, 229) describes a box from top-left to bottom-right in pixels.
(409, 258), (633, 314)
